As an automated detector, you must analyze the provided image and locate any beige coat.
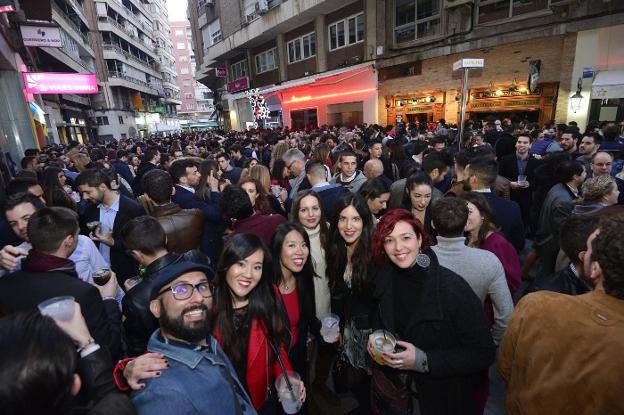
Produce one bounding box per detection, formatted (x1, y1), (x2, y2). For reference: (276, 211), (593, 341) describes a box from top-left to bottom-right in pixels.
(498, 290), (624, 415)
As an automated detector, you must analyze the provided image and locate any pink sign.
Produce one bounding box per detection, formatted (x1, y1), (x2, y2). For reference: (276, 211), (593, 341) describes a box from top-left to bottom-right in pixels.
(23, 72), (98, 95)
(215, 67), (227, 77)
(227, 77), (249, 93)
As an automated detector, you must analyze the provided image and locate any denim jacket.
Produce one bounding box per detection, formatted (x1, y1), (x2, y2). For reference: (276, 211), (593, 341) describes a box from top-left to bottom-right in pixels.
(132, 330), (257, 415)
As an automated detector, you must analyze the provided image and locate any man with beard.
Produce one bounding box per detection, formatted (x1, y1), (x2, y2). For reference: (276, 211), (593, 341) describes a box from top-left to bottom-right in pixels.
(131, 262), (256, 415)
(77, 169), (143, 286)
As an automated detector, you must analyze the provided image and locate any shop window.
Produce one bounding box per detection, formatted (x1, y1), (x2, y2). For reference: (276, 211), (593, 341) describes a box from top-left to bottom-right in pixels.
(118, 116), (124, 124)
(329, 13), (364, 51)
(230, 59), (248, 81)
(477, 0), (549, 24)
(287, 32), (316, 64)
(290, 109), (318, 129)
(394, 0), (441, 44)
(327, 101), (364, 128)
(255, 48), (278, 74)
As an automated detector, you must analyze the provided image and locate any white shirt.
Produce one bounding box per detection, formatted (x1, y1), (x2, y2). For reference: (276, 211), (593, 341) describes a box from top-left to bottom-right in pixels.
(98, 194), (120, 265)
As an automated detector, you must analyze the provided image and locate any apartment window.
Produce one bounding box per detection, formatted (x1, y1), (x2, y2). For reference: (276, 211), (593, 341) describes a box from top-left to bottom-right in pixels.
(179, 56), (188, 63)
(394, 0), (441, 43)
(186, 103), (195, 110)
(180, 67), (189, 74)
(477, 0), (549, 24)
(175, 28), (184, 36)
(230, 59), (247, 80)
(183, 79), (191, 86)
(287, 32), (316, 64)
(118, 116), (124, 124)
(255, 48), (277, 74)
(185, 93), (194, 99)
(177, 42), (186, 49)
(102, 116), (109, 125)
(208, 19), (222, 45)
(329, 13), (364, 51)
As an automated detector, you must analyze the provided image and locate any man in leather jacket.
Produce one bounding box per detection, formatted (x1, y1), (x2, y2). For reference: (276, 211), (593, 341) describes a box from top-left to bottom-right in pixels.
(121, 216), (212, 357)
(524, 214), (599, 296)
(139, 169), (203, 254)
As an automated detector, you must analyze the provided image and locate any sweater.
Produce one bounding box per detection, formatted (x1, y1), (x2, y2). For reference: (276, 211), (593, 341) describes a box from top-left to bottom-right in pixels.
(305, 225), (331, 319)
(432, 236), (514, 344)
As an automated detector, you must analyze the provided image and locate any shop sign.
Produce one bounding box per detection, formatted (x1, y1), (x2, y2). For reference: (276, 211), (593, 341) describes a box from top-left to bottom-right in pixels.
(215, 67), (227, 77)
(470, 102), (498, 109)
(506, 100), (540, 107)
(582, 67), (594, 79)
(409, 106), (434, 112)
(23, 72), (98, 94)
(227, 77), (249, 93)
(153, 106), (165, 113)
(453, 58), (484, 71)
(20, 25), (62, 47)
(472, 88), (541, 100)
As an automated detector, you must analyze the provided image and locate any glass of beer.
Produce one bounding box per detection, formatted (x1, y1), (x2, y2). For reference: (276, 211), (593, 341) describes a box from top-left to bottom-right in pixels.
(92, 268), (112, 286)
(371, 330), (396, 365)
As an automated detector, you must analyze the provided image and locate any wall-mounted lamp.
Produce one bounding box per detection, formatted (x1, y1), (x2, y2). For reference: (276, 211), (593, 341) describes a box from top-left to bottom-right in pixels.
(570, 78), (584, 113)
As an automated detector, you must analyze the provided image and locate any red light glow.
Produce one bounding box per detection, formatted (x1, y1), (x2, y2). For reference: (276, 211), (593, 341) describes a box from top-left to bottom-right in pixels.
(283, 87), (376, 104)
(0, 5), (14, 13)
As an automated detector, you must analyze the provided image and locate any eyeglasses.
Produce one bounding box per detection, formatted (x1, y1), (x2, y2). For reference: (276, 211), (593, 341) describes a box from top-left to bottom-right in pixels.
(158, 281), (213, 301)
(286, 160), (298, 170)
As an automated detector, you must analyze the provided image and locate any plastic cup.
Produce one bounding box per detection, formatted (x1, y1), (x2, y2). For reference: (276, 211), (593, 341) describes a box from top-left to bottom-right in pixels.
(517, 175), (528, 186)
(86, 221), (100, 232)
(38, 296), (75, 321)
(93, 268), (112, 286)
(321, 314), (340, 343)
(275, 371), (301, 414)
(371, 330), (396, 365)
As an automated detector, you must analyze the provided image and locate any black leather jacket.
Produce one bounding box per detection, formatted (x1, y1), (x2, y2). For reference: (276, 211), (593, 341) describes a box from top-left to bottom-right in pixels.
(122, 251), (212, 357)
(524, 263), (592, 297)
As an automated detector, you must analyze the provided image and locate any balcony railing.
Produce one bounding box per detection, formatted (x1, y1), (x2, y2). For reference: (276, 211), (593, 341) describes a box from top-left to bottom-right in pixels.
(108, 70), (158, 92)
(101, 16), (154, 55)
(102, 43), (158, 72)
(52, 2), (91, 48)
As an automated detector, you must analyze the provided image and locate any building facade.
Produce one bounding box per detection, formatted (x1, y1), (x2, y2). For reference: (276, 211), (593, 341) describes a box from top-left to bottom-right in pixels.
(170, 20), (214, 128)
(189, 0), (624, 132)
(87, 0), (180, 140)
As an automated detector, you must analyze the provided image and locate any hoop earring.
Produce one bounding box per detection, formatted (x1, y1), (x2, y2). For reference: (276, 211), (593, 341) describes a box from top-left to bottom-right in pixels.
(416, 251), (430, 268)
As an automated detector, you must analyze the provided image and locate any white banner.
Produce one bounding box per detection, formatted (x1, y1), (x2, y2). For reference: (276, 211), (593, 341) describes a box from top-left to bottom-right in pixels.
(21, 25), (63, 48)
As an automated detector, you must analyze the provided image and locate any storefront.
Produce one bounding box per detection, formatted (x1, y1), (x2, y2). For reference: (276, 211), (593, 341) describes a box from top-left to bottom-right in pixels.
(385, 91), (446, 126)
(226, 64), (378, 130)
(465, 82), (558, 126)
(589, 70), (624, 124)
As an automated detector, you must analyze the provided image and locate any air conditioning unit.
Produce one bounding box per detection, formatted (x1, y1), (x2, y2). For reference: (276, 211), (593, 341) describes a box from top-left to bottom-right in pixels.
(257, 0), (269, 14)
(246, 13), (257, 23)
(205, 0), (214, 4)
(444, 0), (474, 8)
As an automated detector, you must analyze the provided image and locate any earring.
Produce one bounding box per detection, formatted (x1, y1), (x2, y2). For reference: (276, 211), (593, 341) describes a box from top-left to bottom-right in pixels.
(416, 251), (430, 268)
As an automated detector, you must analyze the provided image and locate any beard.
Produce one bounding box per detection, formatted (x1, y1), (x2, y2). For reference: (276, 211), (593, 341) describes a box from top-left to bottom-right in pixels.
(462, 180), (473, 191)
(159, 302), (212, 344)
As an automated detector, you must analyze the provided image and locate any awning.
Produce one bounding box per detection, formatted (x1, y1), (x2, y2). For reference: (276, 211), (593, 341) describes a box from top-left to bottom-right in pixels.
(592, 70), (624, 99)
(148, 124), (179, 133)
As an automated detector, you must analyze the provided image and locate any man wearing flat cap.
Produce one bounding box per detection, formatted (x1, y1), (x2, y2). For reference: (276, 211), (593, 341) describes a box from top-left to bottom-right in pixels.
(130, 262), (256, 415)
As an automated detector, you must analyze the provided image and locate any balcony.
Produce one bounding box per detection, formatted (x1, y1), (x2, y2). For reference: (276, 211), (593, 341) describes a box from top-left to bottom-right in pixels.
(203, 0), (335, 66)
(52, 2), (94, 56)
(107, 70), (162, 96)
(102, 43), (160, 76)
(98, 16), (154, 57)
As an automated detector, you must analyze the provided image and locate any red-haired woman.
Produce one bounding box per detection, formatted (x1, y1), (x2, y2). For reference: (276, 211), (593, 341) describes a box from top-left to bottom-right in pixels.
(367, 209), (496, 415)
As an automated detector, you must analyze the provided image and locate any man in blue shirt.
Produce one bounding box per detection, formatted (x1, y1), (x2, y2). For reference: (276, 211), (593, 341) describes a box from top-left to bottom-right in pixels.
(131, 262), (256, 415)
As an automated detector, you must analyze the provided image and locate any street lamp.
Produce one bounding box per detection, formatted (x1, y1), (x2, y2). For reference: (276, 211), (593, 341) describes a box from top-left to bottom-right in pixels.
(570, 78), (584, 113)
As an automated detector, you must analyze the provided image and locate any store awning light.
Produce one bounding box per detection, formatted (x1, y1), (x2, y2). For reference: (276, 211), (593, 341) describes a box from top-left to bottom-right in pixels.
(570, 78), (584, 113)
(283, 87), (376, 104)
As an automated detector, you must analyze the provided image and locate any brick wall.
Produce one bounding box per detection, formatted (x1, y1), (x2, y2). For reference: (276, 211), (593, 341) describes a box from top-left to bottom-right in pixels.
(377, 34), (578, 125)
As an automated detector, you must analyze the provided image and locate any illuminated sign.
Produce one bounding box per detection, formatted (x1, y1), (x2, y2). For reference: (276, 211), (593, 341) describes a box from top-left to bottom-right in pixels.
(215, 67), (227, 77)
(472, 87), (540, 100)
(23, 72), (98, 94)
(20, 25), (62, 48)
(227, 77), (249, 93)
(0, 5), (14, 12)
(283, 88), (376, 104)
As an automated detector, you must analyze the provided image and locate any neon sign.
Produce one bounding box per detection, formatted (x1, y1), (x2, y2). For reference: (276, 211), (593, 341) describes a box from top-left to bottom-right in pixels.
(283, 87), (376, 104)
(23, 72), (98, 95)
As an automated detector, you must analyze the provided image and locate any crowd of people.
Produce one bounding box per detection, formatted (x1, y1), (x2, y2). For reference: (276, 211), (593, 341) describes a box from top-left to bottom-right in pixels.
(0, 117), (623, 415)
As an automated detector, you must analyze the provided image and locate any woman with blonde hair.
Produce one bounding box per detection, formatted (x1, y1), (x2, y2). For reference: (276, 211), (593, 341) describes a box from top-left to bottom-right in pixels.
(270, 141), (290, 171)
(250, 164), (286, 216)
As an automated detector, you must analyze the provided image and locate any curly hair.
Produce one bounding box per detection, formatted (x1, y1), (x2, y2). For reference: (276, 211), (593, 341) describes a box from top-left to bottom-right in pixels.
(591, 215), (624, 300)
(579, 175), (616, 205)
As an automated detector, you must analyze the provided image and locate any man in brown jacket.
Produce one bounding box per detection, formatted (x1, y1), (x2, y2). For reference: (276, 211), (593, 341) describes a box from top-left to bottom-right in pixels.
(498, 214), (624, 415)
(140, 169), (203, 254)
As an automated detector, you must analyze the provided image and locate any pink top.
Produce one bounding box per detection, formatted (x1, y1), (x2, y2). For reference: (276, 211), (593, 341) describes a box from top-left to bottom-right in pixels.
(481, 232), (521, 295)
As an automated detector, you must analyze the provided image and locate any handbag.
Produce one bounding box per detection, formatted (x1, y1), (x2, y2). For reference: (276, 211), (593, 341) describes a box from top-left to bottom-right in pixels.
(371, 365), (413, 415)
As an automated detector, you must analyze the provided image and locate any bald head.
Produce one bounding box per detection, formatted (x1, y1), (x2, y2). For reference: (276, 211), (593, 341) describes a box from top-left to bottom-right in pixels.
(364, 159), (384, 179)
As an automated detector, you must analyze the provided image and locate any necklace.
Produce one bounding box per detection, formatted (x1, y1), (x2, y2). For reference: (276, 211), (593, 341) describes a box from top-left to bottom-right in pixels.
(280, 277), (295, 293)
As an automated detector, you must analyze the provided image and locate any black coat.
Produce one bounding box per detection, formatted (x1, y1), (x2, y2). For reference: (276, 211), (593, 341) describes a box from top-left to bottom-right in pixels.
(371, 252), (496, 415)
(81, 195), (144, 286)
(0, 268), (123, 360)
(498, 153), (540, 228)
(481, 191), (525, 252)
(523, 264), (591, 297)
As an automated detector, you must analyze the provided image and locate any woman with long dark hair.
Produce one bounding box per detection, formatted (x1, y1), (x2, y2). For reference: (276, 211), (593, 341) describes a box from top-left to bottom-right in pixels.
(197, 159), (221, 201)
(367, 209), (495, 414)
(240, 177), (274, 214)
(213, 233), (305, 414)
(326, 192), (375, 412)
(271, 223), (318, 379)
(41, 166), (78, 211)
(402, 173), (434, 236)
(359, 177), (391, 224)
